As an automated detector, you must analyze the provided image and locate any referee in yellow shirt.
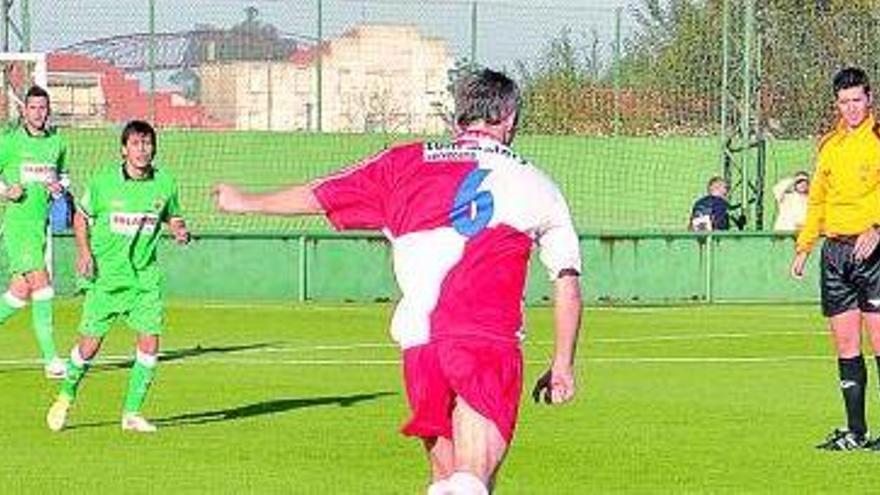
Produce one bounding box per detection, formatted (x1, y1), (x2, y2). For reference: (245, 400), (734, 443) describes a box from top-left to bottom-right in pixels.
(791, 66), (880, 450)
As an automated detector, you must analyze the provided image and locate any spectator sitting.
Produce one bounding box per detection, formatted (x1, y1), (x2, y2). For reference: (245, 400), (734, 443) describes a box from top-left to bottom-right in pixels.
(772, 170), (810, 232)
(689, 176), (745, 231)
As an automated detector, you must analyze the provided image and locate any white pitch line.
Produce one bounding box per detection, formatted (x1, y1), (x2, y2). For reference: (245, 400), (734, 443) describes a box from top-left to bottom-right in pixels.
(0, 354), (835, 368)
(588, 330), (825, 344)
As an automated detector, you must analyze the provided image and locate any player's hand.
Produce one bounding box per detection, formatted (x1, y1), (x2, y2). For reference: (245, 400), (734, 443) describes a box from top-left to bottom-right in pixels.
(76, 250), (94, 279)
(531, 364), (576, 405)
(790, 251), (809, 279)
(46, 181), (64, 197)
(5, 183), (24, 202)
(854, 227), (880, 261)
(173, 227), (191, 245)
(213, 183), (248, 214)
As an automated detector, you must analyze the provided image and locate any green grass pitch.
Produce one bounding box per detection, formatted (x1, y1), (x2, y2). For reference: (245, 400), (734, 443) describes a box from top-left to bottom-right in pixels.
(1, 300), (878, 493)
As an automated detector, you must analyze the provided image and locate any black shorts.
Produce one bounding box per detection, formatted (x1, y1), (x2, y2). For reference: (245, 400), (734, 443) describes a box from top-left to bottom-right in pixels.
(820, 238), (880, 317)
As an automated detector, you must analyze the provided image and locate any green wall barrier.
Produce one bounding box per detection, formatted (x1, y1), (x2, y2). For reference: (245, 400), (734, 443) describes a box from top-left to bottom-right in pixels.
(27, 232), (821, 305)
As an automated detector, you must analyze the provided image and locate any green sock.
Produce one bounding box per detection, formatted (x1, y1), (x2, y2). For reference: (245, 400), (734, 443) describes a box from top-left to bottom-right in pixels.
(60, 348), (89, 401)
(31, 289), (56, 363)
(0, 291), (26, 325)
(123, 355), (157, 414)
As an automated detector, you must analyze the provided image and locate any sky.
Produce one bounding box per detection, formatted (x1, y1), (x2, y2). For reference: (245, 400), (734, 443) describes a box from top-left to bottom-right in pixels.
(25, 0), (645, 72)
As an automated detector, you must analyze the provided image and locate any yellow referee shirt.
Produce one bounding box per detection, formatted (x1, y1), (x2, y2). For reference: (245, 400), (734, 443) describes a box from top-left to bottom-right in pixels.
(796, 115), (880, 253)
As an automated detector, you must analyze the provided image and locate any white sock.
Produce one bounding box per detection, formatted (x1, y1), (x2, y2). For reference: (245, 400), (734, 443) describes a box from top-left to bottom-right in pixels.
(446, 472), (488, 495)
(427, 478), (452, 495)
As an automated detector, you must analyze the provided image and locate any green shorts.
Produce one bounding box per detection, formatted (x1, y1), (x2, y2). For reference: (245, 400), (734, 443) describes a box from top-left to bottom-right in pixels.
(3, 222), (47, 274)
(79, 286), (164, 337)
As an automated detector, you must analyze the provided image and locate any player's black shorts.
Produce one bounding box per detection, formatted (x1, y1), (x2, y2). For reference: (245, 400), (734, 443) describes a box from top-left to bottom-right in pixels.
(820, 237), (880, 317)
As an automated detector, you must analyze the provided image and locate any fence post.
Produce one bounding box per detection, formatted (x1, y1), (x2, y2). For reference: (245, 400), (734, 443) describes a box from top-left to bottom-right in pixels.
(705, 235), (714, 302)
(613, 7), (622, 136)
(316, 0), (323, 132)
(298, 234), (308, 302)
(470, 1), (478, 65)
(20, 0), (29, 51)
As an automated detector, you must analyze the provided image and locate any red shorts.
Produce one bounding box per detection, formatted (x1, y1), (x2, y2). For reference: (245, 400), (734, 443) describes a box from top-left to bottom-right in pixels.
(401, 339), (523, 443)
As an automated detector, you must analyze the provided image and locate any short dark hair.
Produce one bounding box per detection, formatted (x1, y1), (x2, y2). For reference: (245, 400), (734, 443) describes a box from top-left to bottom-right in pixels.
(24, 85), (49, 103)
(833, 67), (871, 96)
(454, 69), (520, 127)
(121, 120), (156, 148)
(707, 175), (726, 192)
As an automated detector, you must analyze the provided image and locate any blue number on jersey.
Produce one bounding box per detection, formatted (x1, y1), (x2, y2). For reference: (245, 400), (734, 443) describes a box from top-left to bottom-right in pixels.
(450, 168), (494, 237)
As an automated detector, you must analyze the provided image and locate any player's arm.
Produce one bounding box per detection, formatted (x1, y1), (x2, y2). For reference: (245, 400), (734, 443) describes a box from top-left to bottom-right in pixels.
(533, 271), (582, 405)
(791, 166), (826, 278)
(46, 139), (69, 197)
(72, 210), (93, 278)
(532, 184), (583, 405)
(168, 217), (190, 245)
(214, 183), (323, 216)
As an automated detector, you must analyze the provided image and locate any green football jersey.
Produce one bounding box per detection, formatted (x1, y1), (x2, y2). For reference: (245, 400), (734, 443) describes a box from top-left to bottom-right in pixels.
(0, 125), (68, 224)
(78, 164), (182, 290)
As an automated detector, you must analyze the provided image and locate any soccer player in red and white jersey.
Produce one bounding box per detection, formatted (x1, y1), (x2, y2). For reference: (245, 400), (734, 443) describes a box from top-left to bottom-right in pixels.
(214, 69), (582, 494)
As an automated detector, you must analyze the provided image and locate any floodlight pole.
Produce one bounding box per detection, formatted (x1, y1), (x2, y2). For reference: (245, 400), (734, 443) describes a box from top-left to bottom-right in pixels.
(720, 0), (764, 230)
(316, 0), (323, 132)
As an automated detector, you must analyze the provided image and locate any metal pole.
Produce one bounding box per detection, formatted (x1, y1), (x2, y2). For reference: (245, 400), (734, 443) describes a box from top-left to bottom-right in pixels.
(613, 7), (622, 136)
(20, 0), (28, 51)
(705, 235), (714, 302)
(316, 0), (323, 132)
(470, 1), (477, 65)
(719, 0), (730, 177)
(1, 0), (9, 51)
(148, 0), (156, 123)
(740, 0), (754, 220)
(298, 235), (308, 302)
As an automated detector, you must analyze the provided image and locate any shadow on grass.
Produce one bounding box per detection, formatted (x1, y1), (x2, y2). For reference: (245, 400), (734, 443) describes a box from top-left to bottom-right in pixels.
(89, 342), (279, 373)
(66, 391), (396, 430)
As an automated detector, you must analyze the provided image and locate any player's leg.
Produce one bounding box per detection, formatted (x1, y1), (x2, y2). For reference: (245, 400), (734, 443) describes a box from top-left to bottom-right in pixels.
(449, 398), (508, 494)
(424, 436), (455, 481)
(855, 249), (880, 449)
(0, 222), (46, 324)
(25, 269), (63, 376)
(441, 340), (523, 492)
(121, 333), (159, 433)
(121, 289), (163, 433)
(46, 334), (103, 432)
(47, 288), (113, 432)
(0, 274), (30, 326)
(400, 344), (457, 492)
(827, 310), (868, 442)
(817, 239), (868, 449)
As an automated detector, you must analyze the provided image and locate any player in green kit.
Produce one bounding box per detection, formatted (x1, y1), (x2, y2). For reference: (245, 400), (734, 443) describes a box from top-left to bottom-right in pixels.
(0, 86), (69, 379)
(46, 120), (189, 433)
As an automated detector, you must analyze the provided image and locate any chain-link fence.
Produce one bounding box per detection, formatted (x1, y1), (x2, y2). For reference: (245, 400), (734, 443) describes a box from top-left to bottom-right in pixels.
(0, 1), (872, 233)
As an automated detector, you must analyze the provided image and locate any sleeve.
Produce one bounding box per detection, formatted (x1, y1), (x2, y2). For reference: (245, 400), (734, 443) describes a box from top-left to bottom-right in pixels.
(0, 135), (12, 177)
(795, 165), (826, 253)
(772, 177), (794, 202)
(57, 138), (70, 188)
(77, 180), (97, 219)
(536, 184), (582, 280)
(311, 148), (395, 231)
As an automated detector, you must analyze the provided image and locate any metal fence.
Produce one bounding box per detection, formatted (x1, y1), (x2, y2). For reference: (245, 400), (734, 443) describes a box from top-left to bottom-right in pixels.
(0, 1), (872, 233)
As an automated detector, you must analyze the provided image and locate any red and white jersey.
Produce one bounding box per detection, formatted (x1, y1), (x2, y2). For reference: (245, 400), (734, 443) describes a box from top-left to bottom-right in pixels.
(313, 134), (581, 349)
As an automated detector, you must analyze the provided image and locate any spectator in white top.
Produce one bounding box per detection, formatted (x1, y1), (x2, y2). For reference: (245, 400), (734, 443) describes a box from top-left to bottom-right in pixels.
(773, 170), (810, 232)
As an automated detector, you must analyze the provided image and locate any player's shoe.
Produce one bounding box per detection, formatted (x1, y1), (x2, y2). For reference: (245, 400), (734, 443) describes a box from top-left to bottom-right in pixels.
(121, 413), (157, 433)
(44, 357), (67, 380)
(815, 428), (868, 451)
(46, 395), (71, 432)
